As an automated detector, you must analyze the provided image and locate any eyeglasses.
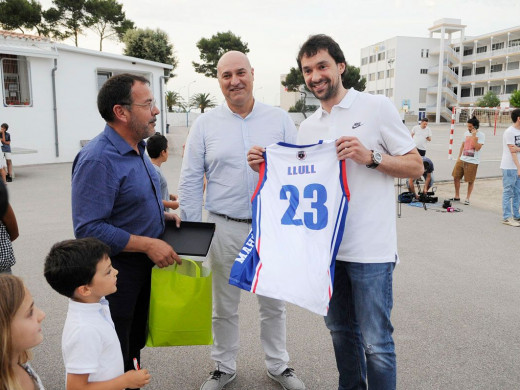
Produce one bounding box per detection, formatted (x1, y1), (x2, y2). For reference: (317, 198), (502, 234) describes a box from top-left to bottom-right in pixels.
(124, 99), (157, 113)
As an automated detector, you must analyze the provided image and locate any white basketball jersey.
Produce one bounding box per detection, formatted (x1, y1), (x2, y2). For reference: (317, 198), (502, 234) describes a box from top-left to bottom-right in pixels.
(229, 141), (350, 315)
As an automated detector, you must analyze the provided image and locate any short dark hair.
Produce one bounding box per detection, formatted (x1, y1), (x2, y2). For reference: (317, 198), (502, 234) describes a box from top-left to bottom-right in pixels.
(421, 117), (429, 122)
(296, 34), (346, 72)
(511, 108), (520, 123)
(467, 115), (480, 129)
(146, 133), (168, 158)
(44, 238), (111, 298)
(97, 73), (150, 123)
(0, 123), (8, 130)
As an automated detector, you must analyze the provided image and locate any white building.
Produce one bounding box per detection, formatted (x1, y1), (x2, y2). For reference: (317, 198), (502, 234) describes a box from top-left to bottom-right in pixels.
(360, 19), (520, 123)
(0, 30), (172, 166)
(279, 74), (319, 112)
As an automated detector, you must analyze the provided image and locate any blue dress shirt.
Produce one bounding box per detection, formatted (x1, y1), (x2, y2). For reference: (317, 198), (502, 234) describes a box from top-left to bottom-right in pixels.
(179, 101), (297, 222)
(72, 125), (164, 255)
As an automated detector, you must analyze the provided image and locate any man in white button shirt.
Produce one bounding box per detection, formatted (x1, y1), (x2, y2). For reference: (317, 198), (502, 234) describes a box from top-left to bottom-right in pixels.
(411, 118), (432, 156)
(178, 51), (305, 390)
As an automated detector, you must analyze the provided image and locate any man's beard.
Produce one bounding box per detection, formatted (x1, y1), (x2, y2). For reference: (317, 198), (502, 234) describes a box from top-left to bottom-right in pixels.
(309, 77), (341, 101)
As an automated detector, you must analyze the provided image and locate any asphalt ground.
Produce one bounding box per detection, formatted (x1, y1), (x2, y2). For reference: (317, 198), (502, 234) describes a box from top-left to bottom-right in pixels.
(7, 123), (520, 389)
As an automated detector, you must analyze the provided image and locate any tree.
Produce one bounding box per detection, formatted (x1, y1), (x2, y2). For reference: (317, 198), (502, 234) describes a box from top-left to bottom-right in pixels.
(476, 91), (500, 107)
(476, 91), (500, 126)
(84, 0), (134, 51)
(509, 90), (520, 108)
(123, 28), (178, 77)
(288, 98), (317, 114)
(193, 31), (249, 78)
(165, 91), (184, 112)
(189, 93), (217, 113)
(47, 0), (93, 46)
(344, 64), (366, 91)
(0, 0), (42, 34)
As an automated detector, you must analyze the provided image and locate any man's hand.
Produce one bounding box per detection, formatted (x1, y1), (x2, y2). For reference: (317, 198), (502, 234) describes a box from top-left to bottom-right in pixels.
(145, 238), (181, 268)
(247, 146), (265, 172)
(335, 136), (372, 165)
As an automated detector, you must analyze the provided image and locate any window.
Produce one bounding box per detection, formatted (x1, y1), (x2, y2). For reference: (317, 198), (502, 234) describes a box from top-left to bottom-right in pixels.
(509, 39), (520, 48)
(419, 88), (427, 103)
(462, 68), (472, 76)
(463, 48), (473, 56)
(490, 64), (503, 73)
(506, 84), (518, 94)
(97, 71), (112, 90)
(475, 66), (485, 75)
(476, 46), (487, 54)
(369, 55), (376, 63)
(420, 69), (428, 74)
(386, 68), (394, 78)
(461, 88), (471, 97)
(474, 87), (484, 96)
(377, 52), (385, 61)
(361, 57), (368, 65)
(377, 89), (384, 95)
(386, 88), (393, 98)
(454, 46), (460, 53)
(421, 49), (429, 58)
(489, 85), (502, 94)
(368, 73), (375, 81)
(492, 42), (504, 51)
(507, 61), (519, 70)
(1, 55), (32, 106)
(377, 71), (384, 79)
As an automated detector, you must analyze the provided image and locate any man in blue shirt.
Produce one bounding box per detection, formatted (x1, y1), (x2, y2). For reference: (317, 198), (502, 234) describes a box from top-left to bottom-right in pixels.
(71, 73), (181, 375)
(179, 51), (305, 390)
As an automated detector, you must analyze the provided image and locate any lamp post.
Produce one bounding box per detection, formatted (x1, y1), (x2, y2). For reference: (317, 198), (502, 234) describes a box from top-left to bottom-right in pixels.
(186, 80), (196, 127)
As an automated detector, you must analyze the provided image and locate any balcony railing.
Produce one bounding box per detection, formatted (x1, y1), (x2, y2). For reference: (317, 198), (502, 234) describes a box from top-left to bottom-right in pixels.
(460, 68), (520, 83)
(462, 45), (520, 63)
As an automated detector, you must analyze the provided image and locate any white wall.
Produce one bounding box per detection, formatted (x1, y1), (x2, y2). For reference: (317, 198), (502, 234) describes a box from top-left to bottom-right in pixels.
(1, 45), (168, 166)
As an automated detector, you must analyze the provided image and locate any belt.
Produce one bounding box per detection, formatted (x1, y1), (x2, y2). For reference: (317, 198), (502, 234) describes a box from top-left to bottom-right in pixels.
(213, 212), (252, 223)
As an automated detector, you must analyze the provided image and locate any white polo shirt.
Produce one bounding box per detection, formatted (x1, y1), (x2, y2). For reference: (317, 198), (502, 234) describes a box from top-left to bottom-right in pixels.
(298, 89), (416, 263)
(62, 298), (124, 384)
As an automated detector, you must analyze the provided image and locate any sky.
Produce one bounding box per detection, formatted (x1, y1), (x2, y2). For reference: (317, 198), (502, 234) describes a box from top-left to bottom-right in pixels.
(38, 0), (520, 107)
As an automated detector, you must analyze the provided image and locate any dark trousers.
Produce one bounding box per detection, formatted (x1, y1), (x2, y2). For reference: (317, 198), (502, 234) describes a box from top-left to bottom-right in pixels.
(107, 252), (154, 373)
(417, 148), (426, 156)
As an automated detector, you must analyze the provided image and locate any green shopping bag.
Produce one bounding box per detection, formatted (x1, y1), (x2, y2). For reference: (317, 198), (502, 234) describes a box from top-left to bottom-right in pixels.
(146, 258), (213, 347)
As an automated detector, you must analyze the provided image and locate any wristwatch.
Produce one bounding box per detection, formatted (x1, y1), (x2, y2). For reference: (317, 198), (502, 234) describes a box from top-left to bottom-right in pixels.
(366, 150), (382, 169)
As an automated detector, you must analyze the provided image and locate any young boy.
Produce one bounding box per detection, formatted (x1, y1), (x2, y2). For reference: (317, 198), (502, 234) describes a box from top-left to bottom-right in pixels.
(146, 133), (179, 212)
(1, 123), (12, 182)
(43, 237), (151, 389)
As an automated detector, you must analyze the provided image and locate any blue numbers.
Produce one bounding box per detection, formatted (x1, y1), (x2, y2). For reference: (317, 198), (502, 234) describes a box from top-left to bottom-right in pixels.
(280, 183), (328, 230)
(280, 185), (303, 226)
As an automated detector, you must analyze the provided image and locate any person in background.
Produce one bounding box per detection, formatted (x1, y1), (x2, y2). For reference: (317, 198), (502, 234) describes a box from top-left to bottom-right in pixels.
(410, 118), (432, 156)
(1, 123), (13, 182)
(450, 116), (485, 205)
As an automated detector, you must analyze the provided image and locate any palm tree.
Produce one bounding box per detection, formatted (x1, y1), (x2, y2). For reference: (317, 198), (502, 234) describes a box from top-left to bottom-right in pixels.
(165, 90), (184, 112)
(189, 92), (217, 113)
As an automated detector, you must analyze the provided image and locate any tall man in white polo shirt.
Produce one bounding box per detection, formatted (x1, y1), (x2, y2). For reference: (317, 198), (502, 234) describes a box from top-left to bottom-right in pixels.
(500, 108), (520, 227)
(178, 51), (305, 390)
(249, 35), (423, 390)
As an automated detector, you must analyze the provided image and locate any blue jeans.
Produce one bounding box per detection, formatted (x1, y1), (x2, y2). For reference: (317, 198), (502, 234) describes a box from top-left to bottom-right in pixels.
(325, 261), (396, 390)
(502, 169), (520, 220)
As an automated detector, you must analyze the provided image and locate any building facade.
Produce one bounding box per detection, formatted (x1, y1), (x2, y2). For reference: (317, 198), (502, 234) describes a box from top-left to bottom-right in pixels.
(1, 30), (172, 165)
(360, 19), (520, 123)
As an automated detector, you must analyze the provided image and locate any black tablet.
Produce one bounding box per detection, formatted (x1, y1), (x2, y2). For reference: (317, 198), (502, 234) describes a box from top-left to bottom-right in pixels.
(160, 221), (216, 256)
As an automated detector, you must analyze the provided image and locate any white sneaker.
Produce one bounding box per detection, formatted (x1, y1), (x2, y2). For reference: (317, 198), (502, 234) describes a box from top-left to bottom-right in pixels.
(200, 370), (236, 390)
(503, 218), (520, 227)
(267, 368), (306, 390)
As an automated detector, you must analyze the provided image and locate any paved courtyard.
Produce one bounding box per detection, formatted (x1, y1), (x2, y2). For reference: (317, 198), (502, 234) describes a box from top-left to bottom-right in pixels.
(6, 123), (520, 389)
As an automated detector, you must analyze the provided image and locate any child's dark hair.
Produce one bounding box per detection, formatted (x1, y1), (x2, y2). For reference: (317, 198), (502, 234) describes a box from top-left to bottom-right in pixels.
(146, 132), (168, 158)
(44, 237), (110, 298)
(467, 115), (480, 129)
(0, 123), (8, 130)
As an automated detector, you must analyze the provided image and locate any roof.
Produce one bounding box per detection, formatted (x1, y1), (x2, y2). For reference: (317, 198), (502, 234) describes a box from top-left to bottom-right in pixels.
(0, 30), (58, 59)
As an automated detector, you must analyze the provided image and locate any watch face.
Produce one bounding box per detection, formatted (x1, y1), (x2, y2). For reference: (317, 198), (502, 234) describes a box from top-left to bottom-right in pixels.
(374, 151), (382, 164)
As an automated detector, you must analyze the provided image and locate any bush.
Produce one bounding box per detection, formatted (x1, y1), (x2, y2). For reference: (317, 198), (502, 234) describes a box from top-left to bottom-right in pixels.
(510, 90), (520, 108)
